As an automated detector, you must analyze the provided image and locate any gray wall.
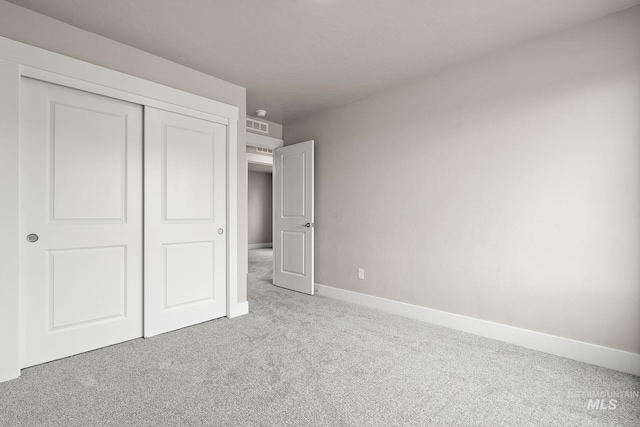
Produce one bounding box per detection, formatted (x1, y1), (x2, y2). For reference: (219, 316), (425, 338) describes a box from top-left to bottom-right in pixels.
(284, 7), (640, 354)
(0, 0), (249, 302)
(248, 172), (273, 245)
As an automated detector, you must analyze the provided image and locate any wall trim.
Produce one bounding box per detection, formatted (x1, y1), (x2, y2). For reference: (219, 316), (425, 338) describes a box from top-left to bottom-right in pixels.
(246, 131), (283, 150)
(0, 59), (20, 383)
(248, 243), (273, 249)
(315, 283), (640, 376)
(246, 152), (273, 166)
(0, 37), (238, 120)
(227, 301), (249, 318)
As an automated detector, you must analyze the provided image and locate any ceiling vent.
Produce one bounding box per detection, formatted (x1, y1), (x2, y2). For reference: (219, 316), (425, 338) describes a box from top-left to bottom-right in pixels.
(246, 118), (269, 134)
(256, 147), (273, 154)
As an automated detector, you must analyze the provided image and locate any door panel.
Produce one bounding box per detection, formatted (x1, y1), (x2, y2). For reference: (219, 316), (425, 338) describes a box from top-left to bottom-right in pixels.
(282, 231), (305, 275)
(274, 140), (314, 295)
(50, 103), (127, 221)
(282, 152), (306, 217)
(164, 125), (215, 221)
(20, 78), (143, 368)
(144, 107), (227, 337)
(49, 246), (126, 329)
(164, 242), (215, 308)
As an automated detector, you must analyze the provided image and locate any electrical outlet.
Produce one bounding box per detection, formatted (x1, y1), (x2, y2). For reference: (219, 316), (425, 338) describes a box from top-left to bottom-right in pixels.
(357, 268), (365, 280)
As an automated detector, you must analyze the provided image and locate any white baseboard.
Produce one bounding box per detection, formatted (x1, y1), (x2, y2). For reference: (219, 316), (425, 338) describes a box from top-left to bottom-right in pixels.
(315, 283), (640, 376)
(0, 369), (19, 383)
(248, 243), (272, 250)
(228, 301), (249, 318)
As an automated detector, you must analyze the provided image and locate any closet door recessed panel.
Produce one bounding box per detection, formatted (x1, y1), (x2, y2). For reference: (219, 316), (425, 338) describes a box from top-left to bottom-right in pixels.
(164, 125), (214, 222)
(50, 103), (127, 222)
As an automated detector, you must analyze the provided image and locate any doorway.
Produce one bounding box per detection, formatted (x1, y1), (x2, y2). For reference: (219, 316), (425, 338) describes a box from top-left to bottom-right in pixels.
(247, 145), (276, 292)
(246, 139), (315, 296)
(248, 163), (273, 251)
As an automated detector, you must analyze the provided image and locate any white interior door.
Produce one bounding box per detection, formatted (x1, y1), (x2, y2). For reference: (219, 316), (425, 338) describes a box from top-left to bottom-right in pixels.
(273, 140), (314, 295)
(19, 78), (143, 368)
(144, 107), (227, 337)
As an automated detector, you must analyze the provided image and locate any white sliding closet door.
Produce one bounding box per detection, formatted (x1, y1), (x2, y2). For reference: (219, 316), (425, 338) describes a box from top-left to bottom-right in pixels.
(144, 107), (228, 337)
(19, 78), (143, 368)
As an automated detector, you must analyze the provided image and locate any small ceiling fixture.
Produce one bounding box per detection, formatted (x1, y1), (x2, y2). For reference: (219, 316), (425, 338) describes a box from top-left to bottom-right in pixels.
(255, 109), (267, 117)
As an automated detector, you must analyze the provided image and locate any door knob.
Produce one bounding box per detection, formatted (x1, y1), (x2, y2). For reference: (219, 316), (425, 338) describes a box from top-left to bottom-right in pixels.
(304, 223), (311, 228)
(26, 233), (39, 243)
(217, 228), (224, 235)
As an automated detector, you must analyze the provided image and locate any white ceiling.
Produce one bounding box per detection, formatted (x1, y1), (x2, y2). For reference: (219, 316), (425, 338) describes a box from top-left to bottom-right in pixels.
(8, 0), (640, 124)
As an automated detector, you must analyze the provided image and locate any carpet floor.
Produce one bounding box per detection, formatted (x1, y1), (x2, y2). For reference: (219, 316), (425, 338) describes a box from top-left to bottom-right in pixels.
(0, 248), (638, 426)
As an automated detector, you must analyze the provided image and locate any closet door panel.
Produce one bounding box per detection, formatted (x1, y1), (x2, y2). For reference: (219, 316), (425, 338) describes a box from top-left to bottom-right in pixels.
(20, 78), (143, 368)
(144, 107), (227, 337)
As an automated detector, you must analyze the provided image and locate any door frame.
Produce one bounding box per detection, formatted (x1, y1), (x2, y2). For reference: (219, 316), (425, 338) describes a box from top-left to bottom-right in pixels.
(0, 36), (243, 382)
(246, 131), (282, 259)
